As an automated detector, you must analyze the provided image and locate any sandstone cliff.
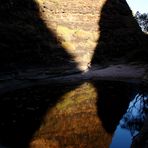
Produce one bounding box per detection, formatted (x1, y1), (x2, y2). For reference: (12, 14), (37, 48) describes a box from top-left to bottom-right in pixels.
(0, 0), (147, 73)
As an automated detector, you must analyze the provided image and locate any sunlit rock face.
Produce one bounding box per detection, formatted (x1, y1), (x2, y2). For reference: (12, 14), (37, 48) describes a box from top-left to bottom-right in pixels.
(0, 0), (146, 72)
(37, 0), (144, 70)
(35, 0), (104, 71)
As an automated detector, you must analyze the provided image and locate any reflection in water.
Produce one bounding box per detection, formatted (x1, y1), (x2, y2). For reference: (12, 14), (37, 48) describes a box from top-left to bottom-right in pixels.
(95, 81), (133, 134)
(120, 93), (148, 136)
(111, 92), (148, 148)
(30, 82), (112, 148)
(30, 81), (134, 148)
(110, 126), (131, 148)
(0, 81), (146, 148)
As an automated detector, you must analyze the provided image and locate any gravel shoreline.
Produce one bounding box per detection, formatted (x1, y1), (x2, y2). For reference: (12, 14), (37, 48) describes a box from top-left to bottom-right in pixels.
(0, 64), (147, 95)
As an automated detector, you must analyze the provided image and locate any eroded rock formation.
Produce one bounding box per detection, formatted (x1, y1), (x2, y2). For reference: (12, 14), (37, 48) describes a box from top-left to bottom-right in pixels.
(0, 0), (147, 72)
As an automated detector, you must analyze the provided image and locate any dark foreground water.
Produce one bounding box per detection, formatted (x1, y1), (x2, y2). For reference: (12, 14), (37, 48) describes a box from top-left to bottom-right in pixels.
(0, 80), (147, 148)
(110, 93), (148, 148)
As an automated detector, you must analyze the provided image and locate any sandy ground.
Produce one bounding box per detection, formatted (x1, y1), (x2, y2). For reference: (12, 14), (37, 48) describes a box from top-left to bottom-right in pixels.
(0, 64), (147, 95)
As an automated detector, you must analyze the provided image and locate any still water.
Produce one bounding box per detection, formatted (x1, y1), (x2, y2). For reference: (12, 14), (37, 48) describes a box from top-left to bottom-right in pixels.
(0, 81), (147, 148)
(111, 93), (148, 148)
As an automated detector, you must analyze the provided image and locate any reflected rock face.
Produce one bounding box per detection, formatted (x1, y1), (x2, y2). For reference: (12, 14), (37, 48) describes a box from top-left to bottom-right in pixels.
(30, 82), (112, 148)
(0, 80), (135, 148)
(30, 81), (134, 148)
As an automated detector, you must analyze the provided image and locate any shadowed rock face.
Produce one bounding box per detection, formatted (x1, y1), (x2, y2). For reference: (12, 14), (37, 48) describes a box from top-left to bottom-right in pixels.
(92, 0), (148, 64)
(0, 0), (147, 73)
(0, 0), (78, 72)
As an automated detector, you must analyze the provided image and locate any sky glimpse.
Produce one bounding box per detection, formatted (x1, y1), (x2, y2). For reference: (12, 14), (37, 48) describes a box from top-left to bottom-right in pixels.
(126, 0), (148, 14)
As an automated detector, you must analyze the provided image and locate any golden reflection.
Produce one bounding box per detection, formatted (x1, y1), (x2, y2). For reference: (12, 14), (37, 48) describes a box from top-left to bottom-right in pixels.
(30, 82), (112, 148)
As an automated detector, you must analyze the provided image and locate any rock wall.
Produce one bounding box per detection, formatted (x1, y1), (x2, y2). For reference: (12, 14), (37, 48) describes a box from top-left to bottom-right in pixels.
(37, 0), (103, 71)
(38, 0), (145, 70)
(0, 0), (146, 72)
